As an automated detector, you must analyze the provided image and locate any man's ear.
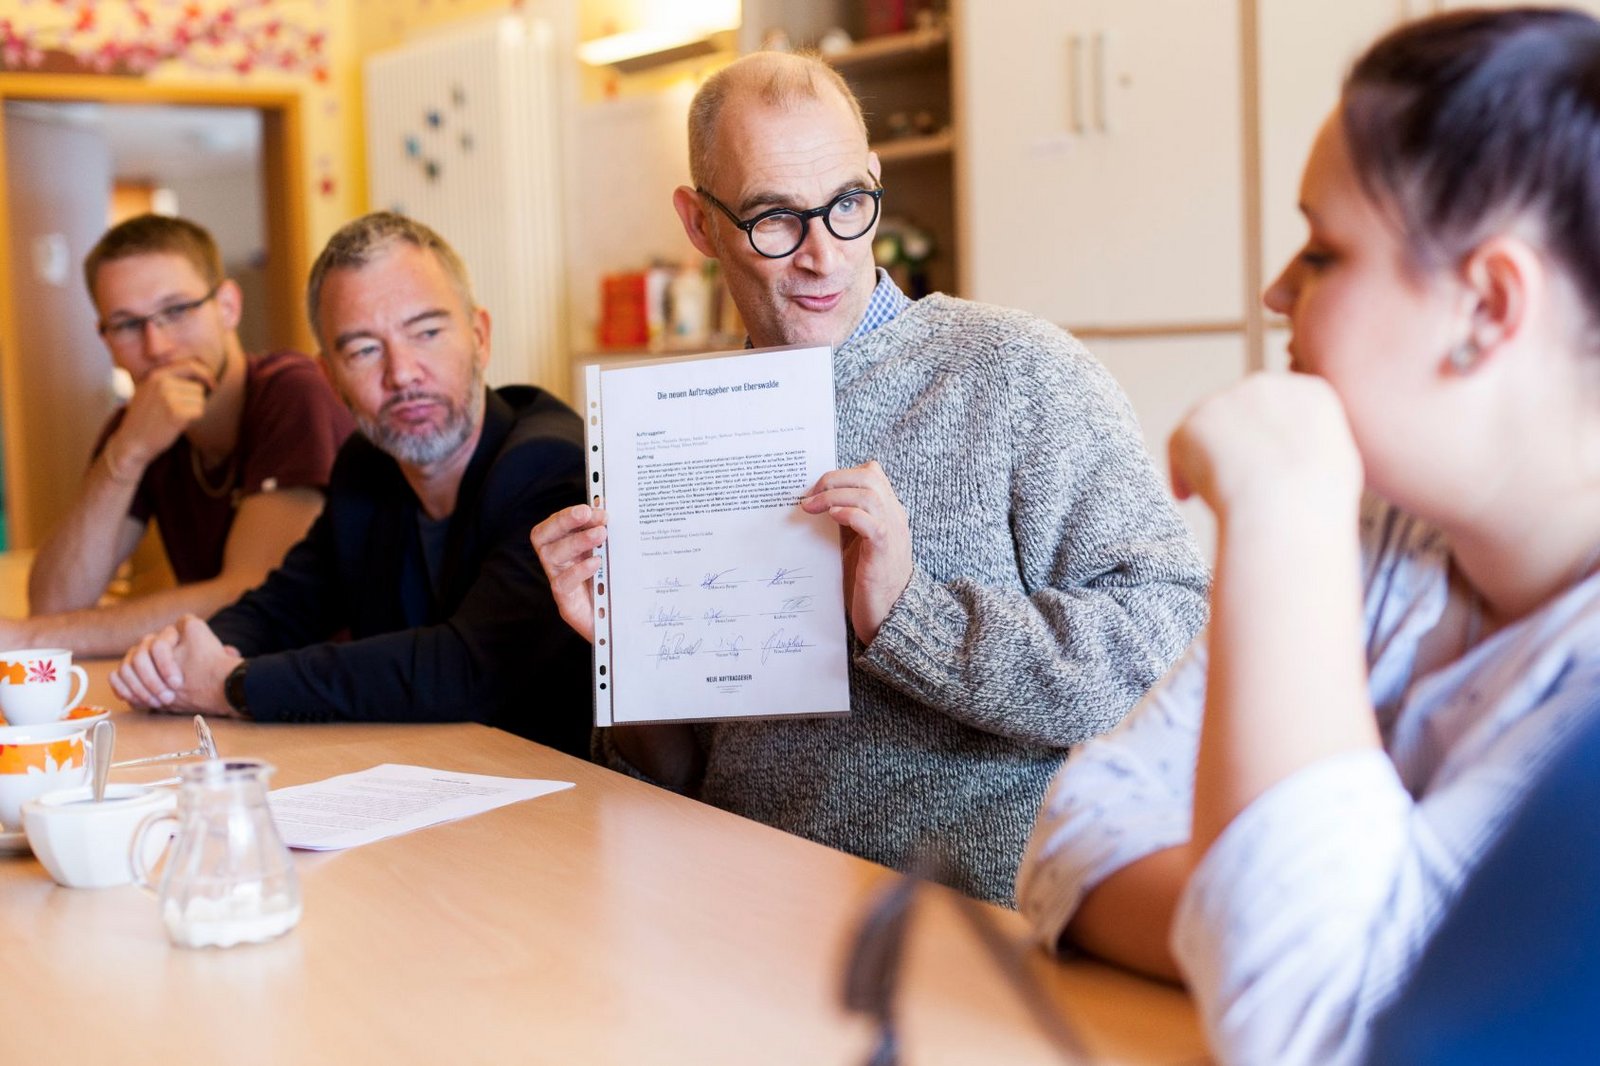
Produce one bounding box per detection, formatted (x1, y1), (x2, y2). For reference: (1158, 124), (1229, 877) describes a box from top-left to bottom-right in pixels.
(868, 150), (882, 186)
(214, 278), (244, 331)
(472, 305), (492, 370)
(673, 185), (720, 259)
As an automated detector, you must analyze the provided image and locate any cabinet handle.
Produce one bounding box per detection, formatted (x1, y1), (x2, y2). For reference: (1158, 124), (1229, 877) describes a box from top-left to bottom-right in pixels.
(1067, 34), (1086, 134)
(1093, 31), (1111, 133)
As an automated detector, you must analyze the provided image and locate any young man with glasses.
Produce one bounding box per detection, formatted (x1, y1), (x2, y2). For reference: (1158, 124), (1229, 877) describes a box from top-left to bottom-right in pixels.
(531, 51), (1209, 905)
(4, 215), (352, 658)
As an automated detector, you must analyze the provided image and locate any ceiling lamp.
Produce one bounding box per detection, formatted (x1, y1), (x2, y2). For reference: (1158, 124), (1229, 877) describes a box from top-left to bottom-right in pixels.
(577, 3), (738, 74)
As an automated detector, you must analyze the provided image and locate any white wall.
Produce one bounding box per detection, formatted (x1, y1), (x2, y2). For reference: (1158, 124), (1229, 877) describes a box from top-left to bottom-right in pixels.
(1, 111), (116, 548)
(162, 169), (270, 355)
(567, 84), (701, 353)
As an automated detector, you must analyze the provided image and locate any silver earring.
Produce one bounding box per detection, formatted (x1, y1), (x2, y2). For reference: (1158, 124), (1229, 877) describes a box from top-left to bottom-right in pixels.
(1446, 337), (1482, 373)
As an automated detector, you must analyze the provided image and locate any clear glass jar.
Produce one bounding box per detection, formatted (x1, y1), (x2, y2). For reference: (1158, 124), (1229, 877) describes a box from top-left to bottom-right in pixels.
(132, 759), (301, 948)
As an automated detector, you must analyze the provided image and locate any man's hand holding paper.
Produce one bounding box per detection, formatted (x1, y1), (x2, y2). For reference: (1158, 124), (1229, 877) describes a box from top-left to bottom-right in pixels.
(800, 459), (913, 647)
(530, 502), (609, 643)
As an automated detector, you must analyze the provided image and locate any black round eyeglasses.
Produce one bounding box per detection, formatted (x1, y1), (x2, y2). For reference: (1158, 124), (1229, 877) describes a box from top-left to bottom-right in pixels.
(698, 185), (884, 259)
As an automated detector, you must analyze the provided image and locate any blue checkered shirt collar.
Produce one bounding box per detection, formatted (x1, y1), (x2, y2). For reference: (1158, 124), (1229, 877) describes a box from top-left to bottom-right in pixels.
(743, 268), (912, 350)
(842, 268), (912, 347)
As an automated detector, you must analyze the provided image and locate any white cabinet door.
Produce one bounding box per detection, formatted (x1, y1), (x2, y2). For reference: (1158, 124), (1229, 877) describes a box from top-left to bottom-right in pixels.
(1085, 1), (1244, 327)
(1086, 331), (1248, 558)
(958, 0), (1101, 321)
(959, 0), (1243, 330)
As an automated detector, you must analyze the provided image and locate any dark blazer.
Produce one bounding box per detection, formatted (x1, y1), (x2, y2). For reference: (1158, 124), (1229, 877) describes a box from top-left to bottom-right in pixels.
(1365, 703), (1600, 1064)
(210, 386), (592, 757)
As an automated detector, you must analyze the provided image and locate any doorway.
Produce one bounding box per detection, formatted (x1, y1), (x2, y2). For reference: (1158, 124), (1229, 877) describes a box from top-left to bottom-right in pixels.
(0, 76), (307, 552)
(11, 102), (271, 355)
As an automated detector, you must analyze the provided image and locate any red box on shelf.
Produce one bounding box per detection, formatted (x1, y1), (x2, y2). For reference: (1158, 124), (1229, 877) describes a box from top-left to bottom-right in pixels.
(598, 271), (649, 348)
(864, 0), (908, 37)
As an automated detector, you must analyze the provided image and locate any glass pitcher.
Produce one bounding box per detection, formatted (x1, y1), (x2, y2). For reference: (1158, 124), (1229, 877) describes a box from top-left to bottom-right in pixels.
(131, 759), (301, 949)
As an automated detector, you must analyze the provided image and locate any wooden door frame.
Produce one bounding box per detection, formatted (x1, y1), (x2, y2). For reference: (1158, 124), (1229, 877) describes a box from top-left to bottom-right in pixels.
(0, 74), (309, 548)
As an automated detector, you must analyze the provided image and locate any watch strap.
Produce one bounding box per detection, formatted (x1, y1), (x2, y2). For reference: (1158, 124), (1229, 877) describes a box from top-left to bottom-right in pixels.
(224, 661), (250, 718)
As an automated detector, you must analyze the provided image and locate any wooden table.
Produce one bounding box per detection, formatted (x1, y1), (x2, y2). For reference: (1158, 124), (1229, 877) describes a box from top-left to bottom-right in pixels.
(0, 667), (1208, 1065)
(0, 547), (31, 619)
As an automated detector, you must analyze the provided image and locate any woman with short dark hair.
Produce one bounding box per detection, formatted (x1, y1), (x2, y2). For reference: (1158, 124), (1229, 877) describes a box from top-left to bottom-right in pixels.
(1018, 8), (1600, 1064)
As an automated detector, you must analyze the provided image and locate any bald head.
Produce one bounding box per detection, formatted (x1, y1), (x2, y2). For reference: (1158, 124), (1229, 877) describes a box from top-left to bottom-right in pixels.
(688, 51), (868, 191)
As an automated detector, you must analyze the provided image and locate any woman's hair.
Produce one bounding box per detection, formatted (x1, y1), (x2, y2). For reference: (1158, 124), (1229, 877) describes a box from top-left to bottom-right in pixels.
(1344, 7), (1600, 315)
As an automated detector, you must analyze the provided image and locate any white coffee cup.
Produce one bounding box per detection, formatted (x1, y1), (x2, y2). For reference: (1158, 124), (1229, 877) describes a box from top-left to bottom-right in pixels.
(0, 648), (89, 726)
(23, 784), (176, 889)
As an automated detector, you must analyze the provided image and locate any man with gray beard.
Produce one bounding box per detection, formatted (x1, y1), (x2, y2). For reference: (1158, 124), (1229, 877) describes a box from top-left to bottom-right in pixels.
(110, 213), (592, 754)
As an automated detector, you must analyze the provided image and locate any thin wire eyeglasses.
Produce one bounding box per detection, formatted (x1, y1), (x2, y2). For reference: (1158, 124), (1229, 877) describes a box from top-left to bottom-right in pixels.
(98, 283), (222, 349)
(698, 184), (884, 259)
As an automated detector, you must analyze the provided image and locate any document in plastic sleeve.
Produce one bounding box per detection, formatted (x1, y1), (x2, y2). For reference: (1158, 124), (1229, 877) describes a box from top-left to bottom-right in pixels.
(585, 345), (851, 725)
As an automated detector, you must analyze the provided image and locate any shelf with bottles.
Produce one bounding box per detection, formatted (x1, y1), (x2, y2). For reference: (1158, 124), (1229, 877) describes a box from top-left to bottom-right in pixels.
(872, 129), (954, 164)
(834, 68), (954, 176)
(825, 22), (950, 76)
(590, 260), (746, 357)
(737, 2), (962, 295)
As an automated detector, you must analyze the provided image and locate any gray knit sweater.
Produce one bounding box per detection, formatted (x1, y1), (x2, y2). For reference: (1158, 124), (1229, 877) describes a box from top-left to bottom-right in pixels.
(605, 294), (1209, 904)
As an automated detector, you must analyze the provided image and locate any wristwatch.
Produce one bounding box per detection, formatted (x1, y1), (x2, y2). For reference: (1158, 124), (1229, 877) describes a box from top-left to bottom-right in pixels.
(224, 661), (251, 719)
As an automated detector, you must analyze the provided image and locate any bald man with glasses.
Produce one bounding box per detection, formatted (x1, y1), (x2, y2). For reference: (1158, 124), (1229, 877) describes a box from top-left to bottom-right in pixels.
(531, 51), (1209, 905)
(3, 214), (352, 659)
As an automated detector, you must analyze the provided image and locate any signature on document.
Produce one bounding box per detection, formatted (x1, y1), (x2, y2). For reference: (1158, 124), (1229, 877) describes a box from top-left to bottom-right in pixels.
(646, 605), (688, 627)
(712, 635), (747, 659)
(770, 595), (814, 617)
(760, 629), (813, 665)
(699, 568), (739, 590)
(653, 632), (704, 666)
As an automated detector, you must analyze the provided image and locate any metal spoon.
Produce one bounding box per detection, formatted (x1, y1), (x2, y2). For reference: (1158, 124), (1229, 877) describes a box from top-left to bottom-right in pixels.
(90, 719), (115, 803)
(194, 715), (217, 759)
(111, 715), (219, 769)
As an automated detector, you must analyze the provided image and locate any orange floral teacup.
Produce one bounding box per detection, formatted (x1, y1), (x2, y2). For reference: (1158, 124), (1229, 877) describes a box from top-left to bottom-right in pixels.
(0, 718), (91, 830)
(0, 648), (89, 727)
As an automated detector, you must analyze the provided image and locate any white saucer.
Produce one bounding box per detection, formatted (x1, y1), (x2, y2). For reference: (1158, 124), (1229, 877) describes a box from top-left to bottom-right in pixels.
(0, 828), (30, 857)
(0, 709), (110, 744)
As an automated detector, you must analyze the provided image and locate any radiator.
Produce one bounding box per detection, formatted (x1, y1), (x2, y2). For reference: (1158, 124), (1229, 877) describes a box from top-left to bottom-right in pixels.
(364, 13), (568, 398)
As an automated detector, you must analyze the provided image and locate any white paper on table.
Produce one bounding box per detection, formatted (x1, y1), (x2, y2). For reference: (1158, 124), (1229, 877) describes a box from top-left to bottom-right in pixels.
(586, 344), (851, 726)
(268, 763), (573, 851)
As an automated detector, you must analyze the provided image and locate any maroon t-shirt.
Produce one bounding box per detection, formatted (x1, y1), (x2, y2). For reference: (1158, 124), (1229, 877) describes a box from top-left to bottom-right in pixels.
(92, 350), (354, 584)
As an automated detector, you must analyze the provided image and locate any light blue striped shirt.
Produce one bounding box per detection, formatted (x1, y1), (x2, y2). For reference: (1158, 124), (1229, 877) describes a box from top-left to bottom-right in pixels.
(1019, 494), (1600, 1066)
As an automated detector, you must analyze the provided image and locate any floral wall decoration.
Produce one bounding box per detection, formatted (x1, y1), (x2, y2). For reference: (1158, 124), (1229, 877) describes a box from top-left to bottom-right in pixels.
(0, 0), (529, 273)
(0, 0), (331, 81)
